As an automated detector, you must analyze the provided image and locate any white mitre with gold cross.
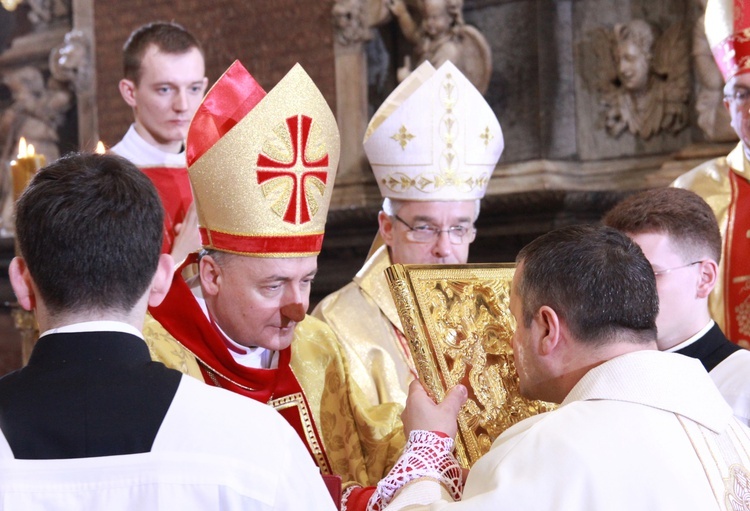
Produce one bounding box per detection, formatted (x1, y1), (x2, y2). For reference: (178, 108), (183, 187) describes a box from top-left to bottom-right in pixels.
(363, 60), (503, 201)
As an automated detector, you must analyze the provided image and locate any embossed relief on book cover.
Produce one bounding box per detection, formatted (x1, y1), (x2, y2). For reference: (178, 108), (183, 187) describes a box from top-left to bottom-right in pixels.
(385, 263), (556, 468)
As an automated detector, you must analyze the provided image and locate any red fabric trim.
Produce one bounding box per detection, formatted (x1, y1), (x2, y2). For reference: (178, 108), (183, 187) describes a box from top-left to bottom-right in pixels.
(200, 227), (323, 255)
(343, 487), (376, 511)
(712, 29), (750, 81)
(148, 254), (332, 472)
(255, 115), (330, 225)
(139, 166), (192, 254)
(186, 60), (266, 166)
(724, 171), (750, 344)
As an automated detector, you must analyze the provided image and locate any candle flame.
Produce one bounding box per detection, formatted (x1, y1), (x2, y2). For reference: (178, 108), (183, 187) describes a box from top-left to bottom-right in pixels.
(17, 137), (26, 159)
(27, 144), (35, 157)
(95, 141), (106, 154)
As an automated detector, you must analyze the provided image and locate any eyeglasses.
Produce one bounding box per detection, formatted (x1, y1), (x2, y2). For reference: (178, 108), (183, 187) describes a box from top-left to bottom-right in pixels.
(652, 260), (702, 277)
(725, 88), (750, 107)
(393, 214), (476, 245)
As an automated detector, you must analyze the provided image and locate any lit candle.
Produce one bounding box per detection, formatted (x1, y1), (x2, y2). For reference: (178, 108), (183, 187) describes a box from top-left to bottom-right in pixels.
(10, 137), (46, 202)
(95, 140), (106, 154)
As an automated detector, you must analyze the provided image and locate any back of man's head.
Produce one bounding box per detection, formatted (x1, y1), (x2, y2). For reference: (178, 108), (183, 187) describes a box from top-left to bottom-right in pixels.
(602, 187), (722, 264)
(15, 152), (164, 316)
(516, 224), (658, 345)
(123, 21), (203, 84)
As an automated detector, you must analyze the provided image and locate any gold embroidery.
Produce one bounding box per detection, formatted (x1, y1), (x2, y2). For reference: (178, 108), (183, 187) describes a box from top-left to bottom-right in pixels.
(385, 263), (555, 468)
(381, 171), (489, 195)
(480, 126), (493, 147)
(270, 392), (329, 473)
(196, 359), (257, 392)
(391, 125), (415, 149)
(725, 464), (750, 510)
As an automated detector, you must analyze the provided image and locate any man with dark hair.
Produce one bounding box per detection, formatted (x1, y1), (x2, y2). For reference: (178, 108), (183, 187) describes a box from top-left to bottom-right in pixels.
(358, 224), (750, 510)
(112, 21), (207, 259)
(603, 187), (750, 425)
(0, 152), (336, 509)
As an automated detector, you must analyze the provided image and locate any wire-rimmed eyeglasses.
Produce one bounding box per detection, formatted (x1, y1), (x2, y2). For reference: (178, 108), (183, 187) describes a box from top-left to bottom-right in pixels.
(652, 260), (702, 277)
(393, 214), (476, 245)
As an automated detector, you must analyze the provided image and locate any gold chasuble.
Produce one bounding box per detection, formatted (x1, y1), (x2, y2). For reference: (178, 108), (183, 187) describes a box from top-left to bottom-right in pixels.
(144, 263), (404, 487)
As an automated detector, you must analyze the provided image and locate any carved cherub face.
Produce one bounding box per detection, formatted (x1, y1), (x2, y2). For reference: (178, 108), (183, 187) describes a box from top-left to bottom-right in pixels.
(422, 0), (452, 38)
(617, 40), (651, 92)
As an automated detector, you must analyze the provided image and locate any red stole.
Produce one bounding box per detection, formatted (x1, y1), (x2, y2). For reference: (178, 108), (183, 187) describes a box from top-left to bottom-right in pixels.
(149, 255), (333, 474)
(724, 171), (750, 344)
(140, 166), (192, 254)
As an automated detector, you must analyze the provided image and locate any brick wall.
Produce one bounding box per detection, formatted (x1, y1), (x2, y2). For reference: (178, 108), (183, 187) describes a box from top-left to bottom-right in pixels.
(94, 0), (337, 147)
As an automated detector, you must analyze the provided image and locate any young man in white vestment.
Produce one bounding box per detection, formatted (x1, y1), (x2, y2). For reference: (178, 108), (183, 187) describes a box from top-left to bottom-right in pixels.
(356, 224), (750, 511)
(0, 152), (336, 511)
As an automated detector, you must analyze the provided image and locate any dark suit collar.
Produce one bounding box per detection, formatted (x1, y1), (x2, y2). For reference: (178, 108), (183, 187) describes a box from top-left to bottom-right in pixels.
(676, 323), (741, 372)
(27, 331), (152, 368)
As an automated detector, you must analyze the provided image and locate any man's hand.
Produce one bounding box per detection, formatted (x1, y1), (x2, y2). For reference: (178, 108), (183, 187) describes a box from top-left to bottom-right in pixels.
(171, 202), (201, 266)
(401, 379), (467, 438)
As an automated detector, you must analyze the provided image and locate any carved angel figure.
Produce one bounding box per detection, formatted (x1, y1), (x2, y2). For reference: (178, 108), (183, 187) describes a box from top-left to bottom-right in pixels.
(588, 19), (690, 140)
(387, 0), (491, 93)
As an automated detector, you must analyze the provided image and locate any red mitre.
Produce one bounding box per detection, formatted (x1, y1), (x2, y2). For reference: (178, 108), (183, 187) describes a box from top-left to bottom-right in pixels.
(705, 0), (750, 81)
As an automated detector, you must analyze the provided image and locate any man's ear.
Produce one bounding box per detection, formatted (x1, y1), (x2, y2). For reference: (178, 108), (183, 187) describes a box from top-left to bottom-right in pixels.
(118, 78), (137, 108)
(536, 305), (562, 356)
(9, 257), (35, 311)
(378, 211), (395, 246)
(147, 254), (175, 308)
(199, 255), (222, 297)
(696, 259), (719, 299)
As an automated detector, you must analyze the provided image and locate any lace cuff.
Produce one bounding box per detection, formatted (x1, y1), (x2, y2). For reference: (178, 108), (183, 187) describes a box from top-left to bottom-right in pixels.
(366, 430), (463, 510)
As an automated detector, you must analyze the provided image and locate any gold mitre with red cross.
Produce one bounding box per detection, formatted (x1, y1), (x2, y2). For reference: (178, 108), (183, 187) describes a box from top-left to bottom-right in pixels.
(363, 60), (503, 201)
(185, 61), (339, 257)
(705, 0), (750, 81)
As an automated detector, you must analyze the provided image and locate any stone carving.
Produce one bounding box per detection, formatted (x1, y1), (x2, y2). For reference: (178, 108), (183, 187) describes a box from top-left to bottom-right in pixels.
(588, 19), (690, 140)
(692, 0), (737, 142)
(27, 0), (70, 30)
(387, 0), (491, 93)
(0, 66), (72, 164)
(49, 29), (91, 93)
(332, 0), (370, 46)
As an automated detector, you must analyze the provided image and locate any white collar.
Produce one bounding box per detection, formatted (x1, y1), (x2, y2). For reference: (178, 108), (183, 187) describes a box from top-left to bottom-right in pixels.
(666, 320), (715, 353)
(40, 320), (143, 340)
(110, 125), (186, 167)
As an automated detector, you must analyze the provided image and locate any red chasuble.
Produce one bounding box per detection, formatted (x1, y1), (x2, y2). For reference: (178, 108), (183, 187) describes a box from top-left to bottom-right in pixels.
(724, 172), (750, 344)
(149, 255), (333, 475)
(140, 166), (192, 254)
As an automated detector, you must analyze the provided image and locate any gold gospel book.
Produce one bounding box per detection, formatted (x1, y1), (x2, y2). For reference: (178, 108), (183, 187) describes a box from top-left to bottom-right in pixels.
(385, 263), (555, 468)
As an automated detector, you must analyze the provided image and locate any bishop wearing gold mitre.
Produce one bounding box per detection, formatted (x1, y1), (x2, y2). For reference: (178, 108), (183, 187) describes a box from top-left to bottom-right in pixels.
(142, 60), (404, 507)
(673, 0), (750, 347)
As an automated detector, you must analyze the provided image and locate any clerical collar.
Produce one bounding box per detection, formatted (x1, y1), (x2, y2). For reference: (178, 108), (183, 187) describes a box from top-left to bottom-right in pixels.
(666, 320), (714, 353)
(40, 320), (143, 340)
